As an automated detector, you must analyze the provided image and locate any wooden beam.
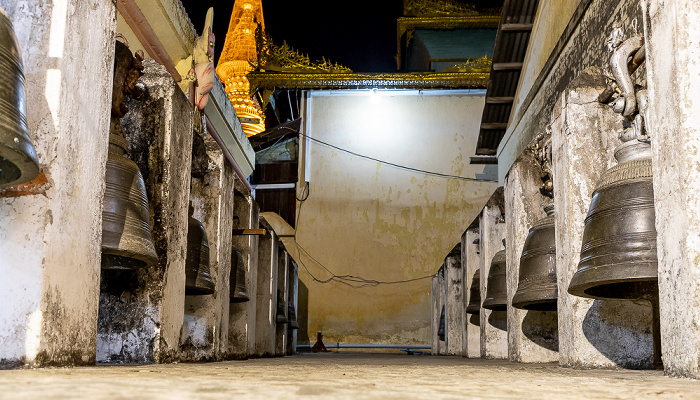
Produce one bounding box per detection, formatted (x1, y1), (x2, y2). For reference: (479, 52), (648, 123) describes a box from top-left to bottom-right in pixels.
(500, 23), (534, 31)
(232, 229), (267, 236)
(481, 122), (508, 130)
(493, 62), (523, 71)
(486, 96), (514, 104)
(470, 156), (498, 164)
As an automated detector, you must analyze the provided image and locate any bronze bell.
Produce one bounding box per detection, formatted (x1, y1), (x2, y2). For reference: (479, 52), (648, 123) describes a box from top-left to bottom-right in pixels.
(568, 140), (657, 300)
(0, 8), (39, 189)
(466, 269), (481, 315)
(483, 248), (507, 311)
(185, 206), (215, 295)
(288, 302), (299, 330)
(101, 133), (158, 269)
(276, 289), (288, 324)
(230, 246), (250, 302)
(512, 204), (557, 310)
(437, 305), (445, 341)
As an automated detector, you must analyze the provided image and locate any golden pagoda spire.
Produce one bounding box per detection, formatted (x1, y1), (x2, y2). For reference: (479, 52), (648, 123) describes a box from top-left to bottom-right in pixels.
(217, 0), (266, 137)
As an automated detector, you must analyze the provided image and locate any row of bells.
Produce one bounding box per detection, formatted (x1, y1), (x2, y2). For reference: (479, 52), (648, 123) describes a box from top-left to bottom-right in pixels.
(467, 139), (657, 314)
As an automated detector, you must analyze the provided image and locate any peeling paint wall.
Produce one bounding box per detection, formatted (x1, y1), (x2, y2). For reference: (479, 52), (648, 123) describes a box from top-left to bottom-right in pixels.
(0, 0), (116, 367)
(297, 90), (497, 346)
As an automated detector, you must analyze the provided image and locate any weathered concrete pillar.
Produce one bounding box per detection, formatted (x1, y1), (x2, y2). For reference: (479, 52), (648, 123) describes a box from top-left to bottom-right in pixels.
(643, 0), (700, 378)
(254, 216), (279, 357)
(551, 68), (653, 369)
(287, 260), (299, 355)
(228, 182), (259, 358)
(0, 0), (115, 368)
(504, 153), (558, 363)
(430, 272), (439, 355)
(463, 227), (481, 358)
(97, 60), (194, 364)
(437, 266), (446, 355)
(444, 244), (464, 355)
(480, 188), (507, 359)
(275, 248), (289, 356)
(181, 131), (235, 361)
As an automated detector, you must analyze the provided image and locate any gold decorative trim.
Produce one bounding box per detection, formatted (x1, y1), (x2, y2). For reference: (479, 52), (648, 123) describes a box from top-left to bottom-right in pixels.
(255, 28), (352, 74)
(247, 71), (489, 90)
(404, 0), (480, 16)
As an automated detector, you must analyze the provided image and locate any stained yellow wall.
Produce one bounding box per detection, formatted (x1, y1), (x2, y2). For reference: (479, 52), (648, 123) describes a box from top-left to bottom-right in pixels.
(294, 90), (498, 345)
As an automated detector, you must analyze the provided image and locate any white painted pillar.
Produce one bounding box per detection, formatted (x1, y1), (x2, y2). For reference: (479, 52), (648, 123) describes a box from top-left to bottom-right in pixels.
(642, 0), (700, 378)
(463, 228), (482, 358)
(0, 0), (115, 367)
(430, 272), (439, 355)
(445, 244), (464, 355)
(254, 216), (278, 357)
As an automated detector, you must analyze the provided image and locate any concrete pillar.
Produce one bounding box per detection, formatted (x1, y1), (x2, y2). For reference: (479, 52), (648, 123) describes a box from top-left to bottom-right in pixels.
(551, 67), (653, 369)
(287, 260), (299, 355)
(96, 60), (194, 364)
(480, 188), (507, 359)
(228, 181), (259, 358)
(437, 266), (446, 355)
(275, 248), (289, 356)
(642, 0), (700, 378)
(0, 0), (115, 368)
(254, 216), (279, 357)
(504, 153), (558, 363)
(463, 228), (482, 358)
(430, 272), (439, 355)
(444, 244), (464, 355)
(181, 130), (235, 361)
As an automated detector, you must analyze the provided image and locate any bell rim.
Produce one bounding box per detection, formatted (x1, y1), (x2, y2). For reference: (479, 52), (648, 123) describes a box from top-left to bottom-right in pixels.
(0, 133), (39, 189)
(482, 297), (507, 311)
(511, 293), (558, 311)
(185, 283), (215, 296)
(568, 262), (658, 300)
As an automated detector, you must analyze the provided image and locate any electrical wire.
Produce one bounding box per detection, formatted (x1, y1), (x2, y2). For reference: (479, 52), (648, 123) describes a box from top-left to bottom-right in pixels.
(299, 132), (497, 183)
(292, 184), (440, 289)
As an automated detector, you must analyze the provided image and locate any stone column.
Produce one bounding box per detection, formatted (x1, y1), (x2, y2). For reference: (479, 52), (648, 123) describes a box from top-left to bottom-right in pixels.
(430, 273), (439, 355)
(0, 0), (115, 368)
(96, 60), (194, 364)
(181, 130), (235, 361)
(444, 244), (464, 355)
(642, 0), (700, 378)
(437, 266), (446, 355)
(504, 153), (558, 363)
(228, 181), (259, 358)
(287, 260), (299, 355)
(480, 188), (507, 359)
(463, 228), (482, 358)
(551, 67), (653, 369)
(254, 216), (279, 357)
(275, 248), (289, 356)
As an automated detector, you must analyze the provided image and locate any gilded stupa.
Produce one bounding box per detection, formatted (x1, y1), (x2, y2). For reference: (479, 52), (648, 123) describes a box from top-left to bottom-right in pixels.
(217, 0), (266, 137)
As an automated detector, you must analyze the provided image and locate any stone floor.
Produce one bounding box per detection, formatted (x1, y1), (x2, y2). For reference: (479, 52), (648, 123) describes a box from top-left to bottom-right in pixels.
(0, 352), (699, 399)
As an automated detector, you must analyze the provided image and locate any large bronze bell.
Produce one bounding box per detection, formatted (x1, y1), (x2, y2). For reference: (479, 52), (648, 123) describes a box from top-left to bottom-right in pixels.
(568, 140), (657, 300)
(0, 8), (39, 189)
(438, 305), (445, 341)
(101, 133), (158, 269)
(512, 204), (557, 310)
(185, 206), (215, 295)
(288, 301), (299, 330)
(466, 269), (481, 315)
(275, 289), (288, 324)
(230, 245), (250, 302)
(483, 248), (507, 311)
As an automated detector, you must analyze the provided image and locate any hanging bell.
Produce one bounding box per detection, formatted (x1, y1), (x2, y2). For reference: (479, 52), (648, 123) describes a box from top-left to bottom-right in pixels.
(568, 139), (658, 300)
(512, 204), (557, 310)
(288, 302), (299, 330)
(230, 245), (250, 302)
(185, 205), (215, 295)
(483, 248), (507, 311)
(276, 289), (288, 324)
(466, 269), (481, 315)
(0, 8), (39, 189)
(438, 305), (446, 341)
(101, 133), (158, 269)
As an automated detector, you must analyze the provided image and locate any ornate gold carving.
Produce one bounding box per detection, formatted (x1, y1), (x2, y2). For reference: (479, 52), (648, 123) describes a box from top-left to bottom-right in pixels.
(404, 0), (480, 16)
(247, 71), (489, 91)
(443, 56), (492, 73)
(254, 28), (352, 74)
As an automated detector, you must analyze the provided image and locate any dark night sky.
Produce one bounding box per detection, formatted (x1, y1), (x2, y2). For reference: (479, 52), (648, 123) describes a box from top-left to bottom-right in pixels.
(179, 1), (404, 72)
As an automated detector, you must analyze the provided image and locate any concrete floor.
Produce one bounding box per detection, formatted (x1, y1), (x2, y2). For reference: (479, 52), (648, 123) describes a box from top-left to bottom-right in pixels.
(0, 352), (699, 399)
